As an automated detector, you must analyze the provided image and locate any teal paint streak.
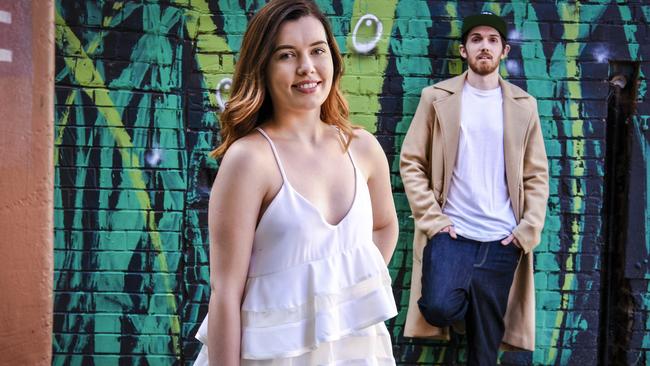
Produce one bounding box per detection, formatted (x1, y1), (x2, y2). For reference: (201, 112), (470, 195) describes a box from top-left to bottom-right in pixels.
(550, 3), (608, 364)
(315, 0), (355, 53)
(54, 2), (187, 362)
(511, 2), (609, 363)
(510, 7), (564, 364)
(218, 0), (248, 53)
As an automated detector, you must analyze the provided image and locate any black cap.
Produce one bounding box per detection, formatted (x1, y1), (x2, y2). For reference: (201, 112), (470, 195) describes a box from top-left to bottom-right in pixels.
(461, 12), (507, 41)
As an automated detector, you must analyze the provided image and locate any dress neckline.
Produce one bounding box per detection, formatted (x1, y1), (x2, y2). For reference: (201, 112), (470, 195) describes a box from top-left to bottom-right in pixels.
(255, 127), (358, 228)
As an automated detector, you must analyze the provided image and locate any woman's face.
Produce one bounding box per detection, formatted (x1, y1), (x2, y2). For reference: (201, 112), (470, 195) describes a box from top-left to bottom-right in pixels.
(266, 15), (334, 114)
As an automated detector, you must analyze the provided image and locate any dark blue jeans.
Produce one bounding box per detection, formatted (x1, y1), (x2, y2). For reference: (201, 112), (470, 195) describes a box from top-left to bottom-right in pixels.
(418, 233), (521, 366)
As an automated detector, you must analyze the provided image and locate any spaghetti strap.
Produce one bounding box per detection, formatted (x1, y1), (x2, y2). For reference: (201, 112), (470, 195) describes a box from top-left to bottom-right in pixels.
(337, 127), (357, 172)
(255, 127), (288, 182)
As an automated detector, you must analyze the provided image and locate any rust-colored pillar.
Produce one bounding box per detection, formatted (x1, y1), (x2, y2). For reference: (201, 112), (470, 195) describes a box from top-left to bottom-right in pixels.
(0, 0), (54, 364)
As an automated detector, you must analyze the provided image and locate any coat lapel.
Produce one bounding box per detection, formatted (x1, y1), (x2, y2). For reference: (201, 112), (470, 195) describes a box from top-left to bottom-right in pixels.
(501, 77), (532, 220)
(430, 72), (532, 216)
(432, 72), (466, 197)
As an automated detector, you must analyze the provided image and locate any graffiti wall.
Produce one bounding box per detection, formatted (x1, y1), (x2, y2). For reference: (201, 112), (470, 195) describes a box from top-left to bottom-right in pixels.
(53, 1), (650, 365)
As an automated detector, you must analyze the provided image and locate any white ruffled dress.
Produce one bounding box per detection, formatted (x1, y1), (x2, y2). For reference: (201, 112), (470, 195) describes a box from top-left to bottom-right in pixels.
(193, 128), (397, 365)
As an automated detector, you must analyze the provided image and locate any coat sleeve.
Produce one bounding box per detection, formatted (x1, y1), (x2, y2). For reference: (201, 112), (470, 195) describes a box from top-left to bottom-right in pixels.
(512, 102), (549, 253)
(400, 87), (453, 239)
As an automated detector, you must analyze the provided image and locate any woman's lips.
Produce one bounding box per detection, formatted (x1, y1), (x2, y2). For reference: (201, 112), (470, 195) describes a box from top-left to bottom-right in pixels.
(293, 80), (321, 94)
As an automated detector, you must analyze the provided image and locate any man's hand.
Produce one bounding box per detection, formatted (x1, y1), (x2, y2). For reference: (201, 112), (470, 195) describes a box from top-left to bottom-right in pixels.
(501, 234), (521, 248)
(439, 225), (457, 239)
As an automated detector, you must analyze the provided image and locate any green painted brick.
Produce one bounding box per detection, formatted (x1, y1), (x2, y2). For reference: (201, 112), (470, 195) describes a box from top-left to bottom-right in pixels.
(535, 272), (548, 289)
(350, 114), (376, 129)
(152, 211), (183, 231)
(55, 230), (129, 251)
(545, 140), (562, 157)
(150, 294), (180, 314)
(52, 334), (91, 353)
(341, 76), (359, 92)
(393, 193), (411, 212)
(94, 334), (175, 354)
(536, 253), (560, 271)
(447, 58), (463, 75)
(402, 78), (430, 95)
(401, 38), (429, 55)
(397, 56), (432, 75)
(196, 34), (228, 53)
(547, 273), (562, 290)
(397, 2), (430, 18)
(125, 231), (182, 251)
(155, 129), (185, 149)
(537, 291), (563, 311)
(93, 293), (145, 313)
(347, 95), (372, 113)
(156, 170), (187, 190)
(551, 60), (580, 79)
(359, 76), (384, 94)
(523, 59), (549, 78)
(54, 271), (130, 292)
(153, 93), (182, 109)
(161, 190), (185, 211)
(344, 55), (380, 75)
(52, 355), (178, 366)
(402, 96), (420, 112)
(153, 108), (183, 129)
(151, 252), (182, 272)
(389, 250), (404, 268)
(395, 117), (412, 134)
(526, 80), (556, 98)
(54, 209), (65, 229)
(103, 210), (146, 230)
(407, 19), (432, 35)
(95, 252), (147, 271)
(54, 292), (93, 312)
(91, 313), (180, 334)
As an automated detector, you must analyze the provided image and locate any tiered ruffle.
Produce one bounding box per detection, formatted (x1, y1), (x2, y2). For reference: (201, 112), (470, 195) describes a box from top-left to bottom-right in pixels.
(195, 322), (394, 365)
(194, 242), (396, 364)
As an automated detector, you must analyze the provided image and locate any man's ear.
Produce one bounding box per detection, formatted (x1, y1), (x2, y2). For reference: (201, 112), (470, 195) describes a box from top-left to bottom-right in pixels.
(459, 44), (467, 59)
(501, 44), (511, 59)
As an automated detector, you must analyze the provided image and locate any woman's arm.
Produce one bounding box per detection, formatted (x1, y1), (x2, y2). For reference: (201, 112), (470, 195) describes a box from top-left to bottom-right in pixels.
(207, 141), (269, 365)
(353, 129), (399, 264)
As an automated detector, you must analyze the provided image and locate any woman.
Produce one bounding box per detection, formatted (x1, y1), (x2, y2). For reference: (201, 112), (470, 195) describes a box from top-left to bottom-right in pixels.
(193, 0), (398, 364)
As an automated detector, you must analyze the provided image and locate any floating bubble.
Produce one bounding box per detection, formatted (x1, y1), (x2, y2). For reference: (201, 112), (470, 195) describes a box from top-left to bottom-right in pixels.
(216, 77), (233, 112)
(352, 14), (383, 54)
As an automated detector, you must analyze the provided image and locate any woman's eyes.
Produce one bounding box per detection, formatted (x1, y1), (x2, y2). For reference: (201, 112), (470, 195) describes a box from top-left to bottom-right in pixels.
(278, 52), (295, 60)
(277, 48), (327, 60)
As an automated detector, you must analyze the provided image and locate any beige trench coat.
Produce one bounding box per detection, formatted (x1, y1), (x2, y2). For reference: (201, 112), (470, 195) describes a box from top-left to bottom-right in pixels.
(399, 71), (549, 351)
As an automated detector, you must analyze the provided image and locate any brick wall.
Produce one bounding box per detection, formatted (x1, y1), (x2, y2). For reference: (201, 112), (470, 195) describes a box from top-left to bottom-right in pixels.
(53, 1), (650, 365)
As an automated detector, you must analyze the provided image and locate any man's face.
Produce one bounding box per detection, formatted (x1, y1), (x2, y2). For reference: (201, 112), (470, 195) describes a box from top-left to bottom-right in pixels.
(459, 25), (510, 76)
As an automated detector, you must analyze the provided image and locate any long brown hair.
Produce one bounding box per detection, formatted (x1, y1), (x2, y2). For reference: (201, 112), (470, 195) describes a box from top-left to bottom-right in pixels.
(210, 0), (352, 158)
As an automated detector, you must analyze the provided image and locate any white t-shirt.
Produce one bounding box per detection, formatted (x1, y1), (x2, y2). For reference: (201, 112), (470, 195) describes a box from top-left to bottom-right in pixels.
(442, 82), (517, 241)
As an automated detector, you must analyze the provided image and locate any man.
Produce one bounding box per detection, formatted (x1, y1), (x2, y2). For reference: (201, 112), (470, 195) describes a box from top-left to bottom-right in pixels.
(399, 12), (549, 365)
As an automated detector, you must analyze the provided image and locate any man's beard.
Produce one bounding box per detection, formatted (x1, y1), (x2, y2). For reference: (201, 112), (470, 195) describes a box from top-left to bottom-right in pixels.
(467, 54), (500, 75)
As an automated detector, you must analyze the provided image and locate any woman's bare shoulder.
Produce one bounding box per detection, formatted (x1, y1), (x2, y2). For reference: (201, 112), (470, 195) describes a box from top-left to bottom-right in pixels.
(216, 131), (276, 182)
(350, 128), (384, 157)
(349, 128), (388, 176)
